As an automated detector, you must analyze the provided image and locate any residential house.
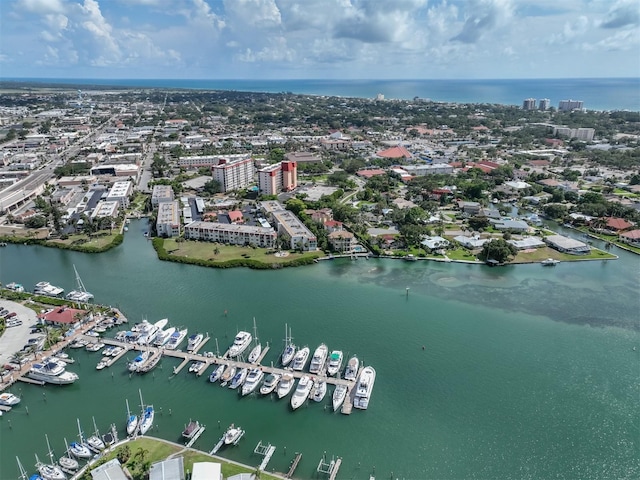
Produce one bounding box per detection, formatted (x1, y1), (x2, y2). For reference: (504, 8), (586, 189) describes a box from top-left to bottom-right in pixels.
(328, 230), (356, 252)
(619, 229), (640, 247)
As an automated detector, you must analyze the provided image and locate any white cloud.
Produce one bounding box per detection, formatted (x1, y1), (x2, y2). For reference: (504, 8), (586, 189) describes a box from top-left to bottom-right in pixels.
(17, 0), (66, 14)
(599, 0), (640, 29)
(223, 0), (281, 28)
(548, 15), (589, 45)
(451, 0), (514, 43)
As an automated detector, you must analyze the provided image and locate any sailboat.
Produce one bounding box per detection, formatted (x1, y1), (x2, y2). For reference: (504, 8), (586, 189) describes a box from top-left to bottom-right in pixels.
(58, 438), (79, 473)
(69, 419), (92, 459)
(138, 389), (154, 435)
(126, 398), (138, 436)
(247, 317), (262, 364)
(17, 456), (41, 480)
(36, 435), (66, 480)
(86, 417), (106, 453)
(281, 324), (296, 366)
(65, 265), (94, 302)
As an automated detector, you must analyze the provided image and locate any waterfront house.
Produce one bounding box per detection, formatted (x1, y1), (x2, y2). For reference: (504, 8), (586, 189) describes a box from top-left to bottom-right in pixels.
(328, 230), (356, 252)
(544, 234), (590, 254)
(453, 234), (489, 249)
(604, 217), (633, 233)
(619, 229), (640, 247)
(38, 307), (88, 327)
(421, 235), (450, 250)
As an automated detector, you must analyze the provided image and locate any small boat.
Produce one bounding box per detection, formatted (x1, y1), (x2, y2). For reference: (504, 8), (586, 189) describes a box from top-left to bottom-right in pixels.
(0, 392), (21, 406)
(95, 358), (110, 370)
(281, 324), (296, 366)
(220, 365), (236, 387)
(189, 361), (206, 374)
(5, 282), (25, 293)
(260, 373), (281, 395)
(229, 367), (248, 389)
(139, 406), (154, 435)
(69, 340), (87, 349)
(291, 375), (314, 410)
(541, 258), (560, 266)
(125, 399), (138, 436)
(344, 355), (359, 381)
(309, 344), (328, 374)
(128, 351), (150, 372)
(227, 331), (252, 358)
(165, 328), (188, 350)
(223, 424), (244, 445)
(277, 373), (295, 399)
(326, 350), (343, 376)
(34, 281), (64, 297)
(110, 346), (123, 357)
(247, 318), (262, 363)
(209, 364), (225, 383)
(86, 417), (105, 453)
(85, 342), (104, 352)
(241, 368), (264, 396)
(312, 381), (327, 402)
(332, 384), (348, 411)
(291, 346), (310, 371)
(186, 333), (204, 352)
(101, 346), (115, 356)
(353, 366), (376, 410)
(182, 420), (201, 441)
(58, 438), (79, 473)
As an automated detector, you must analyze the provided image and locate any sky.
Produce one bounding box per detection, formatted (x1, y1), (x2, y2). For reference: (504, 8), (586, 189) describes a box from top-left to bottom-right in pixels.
(0, 0), (639, 80)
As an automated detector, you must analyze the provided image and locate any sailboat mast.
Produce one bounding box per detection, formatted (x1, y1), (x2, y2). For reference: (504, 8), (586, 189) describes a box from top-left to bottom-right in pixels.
(73, 264), (87, 293)
(16, 456), (28, 480)
(45, 434), (55, 464)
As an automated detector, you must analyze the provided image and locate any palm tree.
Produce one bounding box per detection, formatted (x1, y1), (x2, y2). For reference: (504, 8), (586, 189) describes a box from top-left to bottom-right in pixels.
(213, 246), (220, 255)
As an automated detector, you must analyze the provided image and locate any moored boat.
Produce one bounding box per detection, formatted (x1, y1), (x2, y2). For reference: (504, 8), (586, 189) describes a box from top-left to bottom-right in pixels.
(229, 367), (248, 389)
(260, 373), (281, 395)
(291, 346), (310, 371)
(154, 326), (176, 347)
(209, 363), (225, 383)
(309, 344), (328, 374)
(138, 351), (162, 373)
(344, 355), (359, 381)
(223, 424), (244, 445)
(281, 324), (296, 366)
(186, 333), (204, 352)
(165, 328), (188, 350)
(353, 366), (376, 410)
(291, 375), (314, 410)
(188, 361), (206, 374)
(139, 406), (154, 435)
(541, 258), (561, 266)
(86, 418), (105, 453)
(241, 368), (264, 396)
(332, 384), (348, 411)
(182, 420), (201, 441)
(28, 362), (79, 385)
(0, 392), (21, 406)
(128, 351), (150, 372)
(5, 282), (25, 292)
(277, 373), (295, 399)
(326, 350), (343, 376)
(34, 282), (64, 297)
(227, 331), (252, 358)
(312, 381), (327, 402)
(125, 399), (138, 436)
(220, 365), (236, 387)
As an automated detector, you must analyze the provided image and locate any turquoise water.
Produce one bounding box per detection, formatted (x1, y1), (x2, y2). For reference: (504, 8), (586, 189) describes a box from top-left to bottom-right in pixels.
(0, 220), (638, 479)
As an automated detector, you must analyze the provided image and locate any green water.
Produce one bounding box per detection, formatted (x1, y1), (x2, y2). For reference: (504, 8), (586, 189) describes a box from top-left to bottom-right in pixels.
(0, 220), (638, 479)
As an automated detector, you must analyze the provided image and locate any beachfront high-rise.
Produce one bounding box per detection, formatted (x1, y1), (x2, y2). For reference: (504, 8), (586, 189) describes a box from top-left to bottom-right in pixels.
(539, 99), (550, 110)
(522, 98), (536, 110)
(258, 161), (297, 195)
(558, 99), (584, 111)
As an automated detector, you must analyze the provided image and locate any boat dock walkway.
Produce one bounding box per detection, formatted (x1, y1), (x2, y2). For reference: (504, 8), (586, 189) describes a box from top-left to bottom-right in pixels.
(286, 452), (303, 478)
(254, 441), (276, 471)
(184, 425), (205, 449)
(329, 458), (342, 480)
(88, 336), (357, 388)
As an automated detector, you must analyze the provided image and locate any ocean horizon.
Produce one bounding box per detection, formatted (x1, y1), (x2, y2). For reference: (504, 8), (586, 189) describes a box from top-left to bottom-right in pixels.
(3, 77), (639, 112)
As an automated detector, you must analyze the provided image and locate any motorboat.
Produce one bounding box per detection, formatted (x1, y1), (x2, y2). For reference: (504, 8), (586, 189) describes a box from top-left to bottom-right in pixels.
(241, 368), (264, 396)
(344, 355), (359, 381)
(125, 399), (138, 436)
(28, 362), (79, 385)
(281, 324), (296, 366)
(85, 342), (104, 352)
(291, 347), (310, 371)
(101, 346), (115, 356)
(277, 373), (295, 399)
(229, 367), (248, 389)
(309, 344), (328, 374)
(227, 331), (252, 358)
(186, 333), (204, 352)
(260, 373), (281, 395)
(312, 381), (327, 402)
(182, 420), (201, 441)
(69, 339), (87, 349)
(135, 319), (165, 346)
(139, 406), (154, 435)
(223, 424), (244, 445)
(332, 384), (347, 411)
(541, 258), (561, 266)
(96, 358), (110, 370)
(291, 375), (314, 410)
(5, 282), (25, 292)
(353, 366), (376, 410)
(0, 392), (21, 406)
(34, 282), (64, 297)
(128, 351), (150, 372)
(165, 328), (188, 350)
(153, 326), (176, 347)
(220, 365), (236, 387)
(110, 346), (124, 357)
(189, 361), (206, 374)
(326, 350), (343, 376)
(209, 364), (225, 383)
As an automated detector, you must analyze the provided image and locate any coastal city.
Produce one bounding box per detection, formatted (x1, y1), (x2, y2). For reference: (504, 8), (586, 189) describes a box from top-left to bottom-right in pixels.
(0, 83), (639, 480)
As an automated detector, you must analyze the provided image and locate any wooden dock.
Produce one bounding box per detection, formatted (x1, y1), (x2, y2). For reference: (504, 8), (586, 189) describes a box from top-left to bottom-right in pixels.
(185, 425), (205, 448)
(328, 458), (342, 480)
(17, 376), (45, 386)
(286, 453), (303, 478)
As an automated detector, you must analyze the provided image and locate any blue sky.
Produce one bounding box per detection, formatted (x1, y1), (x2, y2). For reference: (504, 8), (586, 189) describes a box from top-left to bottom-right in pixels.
(1, 0), (638, 79)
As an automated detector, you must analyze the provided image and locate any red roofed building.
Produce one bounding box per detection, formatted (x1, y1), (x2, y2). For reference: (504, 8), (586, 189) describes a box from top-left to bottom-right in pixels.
(324, 220), (343, 233)
(38, 307), (88, 326)
(228, 210), (244, 224)
(377, 146), (412, 159)
(356, 169), (386, 179)
(620, 229), (640, 247)
(605, 217), (633, 232)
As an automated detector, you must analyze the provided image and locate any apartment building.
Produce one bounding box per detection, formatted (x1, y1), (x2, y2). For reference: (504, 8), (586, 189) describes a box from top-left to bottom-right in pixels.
(156, 200), (181, 238)
(259, 200), (317, 251)
(257, 161), (297, 195)
(151, 184), (175, 207)
(106, 181), (133, 207)
(212, 156), (256, 192)
(183, 221), (276, 248)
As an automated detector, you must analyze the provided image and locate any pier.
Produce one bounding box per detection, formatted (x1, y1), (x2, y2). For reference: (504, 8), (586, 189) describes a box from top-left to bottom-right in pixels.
(184, 424), (206, 449)
(254, 441), (276, 471)
(286, 452), (303, 478)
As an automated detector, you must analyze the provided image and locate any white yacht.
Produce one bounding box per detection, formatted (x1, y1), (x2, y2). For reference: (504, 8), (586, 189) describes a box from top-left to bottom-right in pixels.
(332, 384), (348, 411)
(136, 319), (166, 346)
(291, 375), (314, 410)
(344, 355), (359, 381)
(186, 333), (204, 352)
(35, 453), (66, 480)
(165, 328), (188, 350)
(188, 361), (206, 374)
(326, 350), (343, 376)
(154, 326), (176, 347)
(209, 364), (225, 383)
(69, 441), (91, 459)
(28, 361), (79, 385)
(247, 318), (262, 363)
(312, 381), (327, 402)
(5, 282), (25, 292)
(281, 324), (296, 366)
(241, 368), (264, 396)
(229, 368), (248, 389)
(34, 282), (65, 297)
(139, 406), (154, 435)
(223, 425), (244, 445)
(128, 352), (150, 372)
(291, 347), (310, 371)
(309, 344), (328, 374)
(277, 373), (295, 399)
(220, 365), (236, 387)
(227, 331), (252, 358)
(0, 392), (21, 406)
(260, 373), (281, 395)
(353, 366), (376, 410)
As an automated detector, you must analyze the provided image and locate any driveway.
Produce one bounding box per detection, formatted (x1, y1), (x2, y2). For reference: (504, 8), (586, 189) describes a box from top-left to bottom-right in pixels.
(0, 300), (39, 366)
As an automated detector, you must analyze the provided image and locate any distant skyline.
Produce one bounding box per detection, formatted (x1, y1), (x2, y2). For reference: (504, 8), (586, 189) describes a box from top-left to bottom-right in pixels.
(1, 0), (639, 80)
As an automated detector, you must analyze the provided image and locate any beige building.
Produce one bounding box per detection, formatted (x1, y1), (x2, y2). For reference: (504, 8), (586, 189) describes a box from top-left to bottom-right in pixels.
(184, 221), (276, 247)
(106, 181), (133, 207)
(151, 184), (175, 207)
(328, 230), (356, 252)
(156, 200), (181, 238)
(258, 161), (297, 195)
(260, 200), (317, 251)
(212, 156), (255, 192)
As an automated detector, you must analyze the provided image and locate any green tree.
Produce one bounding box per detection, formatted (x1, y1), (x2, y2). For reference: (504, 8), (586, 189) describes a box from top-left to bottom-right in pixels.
(25, 215), (47, 229)
(479, 238), (517, 264)
(202, 179), (222, 195)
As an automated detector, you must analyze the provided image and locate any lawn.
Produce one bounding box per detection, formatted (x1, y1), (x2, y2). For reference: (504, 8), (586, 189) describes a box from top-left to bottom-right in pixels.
(162, 239), (320, 265)
(47, 232), (120, 249)
(446, 248), (479, 261)
(513, 246), (616, 263)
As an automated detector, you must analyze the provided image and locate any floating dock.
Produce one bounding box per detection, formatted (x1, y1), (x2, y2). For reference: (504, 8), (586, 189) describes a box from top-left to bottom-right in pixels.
(254, 441), (276, 471)
(185, 424), (206, 448)
(286, 453), (303, 478)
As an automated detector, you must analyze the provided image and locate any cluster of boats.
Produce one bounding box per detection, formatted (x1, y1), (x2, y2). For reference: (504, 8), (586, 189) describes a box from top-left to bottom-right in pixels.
(125, 390), (154, 437)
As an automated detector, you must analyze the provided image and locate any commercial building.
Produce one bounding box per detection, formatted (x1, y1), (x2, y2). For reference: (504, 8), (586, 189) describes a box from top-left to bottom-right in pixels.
(184, 221), (276, 248)
(156, 201), (181, 238)
(90, 164), (140, 177)
(106, 181), (132, 207)
(258, 161), (297, 195)
(522, 98), (537, 110)
(212, 156), (255, 192)
(151, 184), (175, 207)
(558, 99), (584, 111)
(402, 164), (454, 176)
(260, 201), (317, 251)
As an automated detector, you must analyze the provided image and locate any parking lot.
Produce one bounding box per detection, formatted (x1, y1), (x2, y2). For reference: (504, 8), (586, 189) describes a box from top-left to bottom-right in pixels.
(0, 300), (40, 367)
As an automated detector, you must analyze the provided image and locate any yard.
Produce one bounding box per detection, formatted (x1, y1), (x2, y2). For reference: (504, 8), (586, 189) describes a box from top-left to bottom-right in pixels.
(47, 232), (121, 250)
(513, 246), (617, 263)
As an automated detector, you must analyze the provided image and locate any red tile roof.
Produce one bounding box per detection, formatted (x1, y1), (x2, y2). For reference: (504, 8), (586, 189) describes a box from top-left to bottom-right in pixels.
(620, 229), (640, 239)
(377, 146), (412, 159)
(356, 169), (386, 178)
(606, 217), (633, 231)
(38, 307), (87, 324)
(228, 210), (243, 222)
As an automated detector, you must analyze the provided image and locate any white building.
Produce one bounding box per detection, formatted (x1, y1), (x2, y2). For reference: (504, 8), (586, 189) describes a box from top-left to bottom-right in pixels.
(156, 201), (181, 238)
(212, 156), (256, 192)
(558, 99), (584, 111)
(106, 181), (132, 207)
(178, 153), (249, 169)
(191, 462), (222, 480)
(91, 200), (119, 219)
(151, 185), (175, 207)
(539, 99), (550, 110)
(258, 161), (297, 195)
(184, 221), (276, 248)
(522, 98), (536, 110)
(260, 200), (317, 251)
